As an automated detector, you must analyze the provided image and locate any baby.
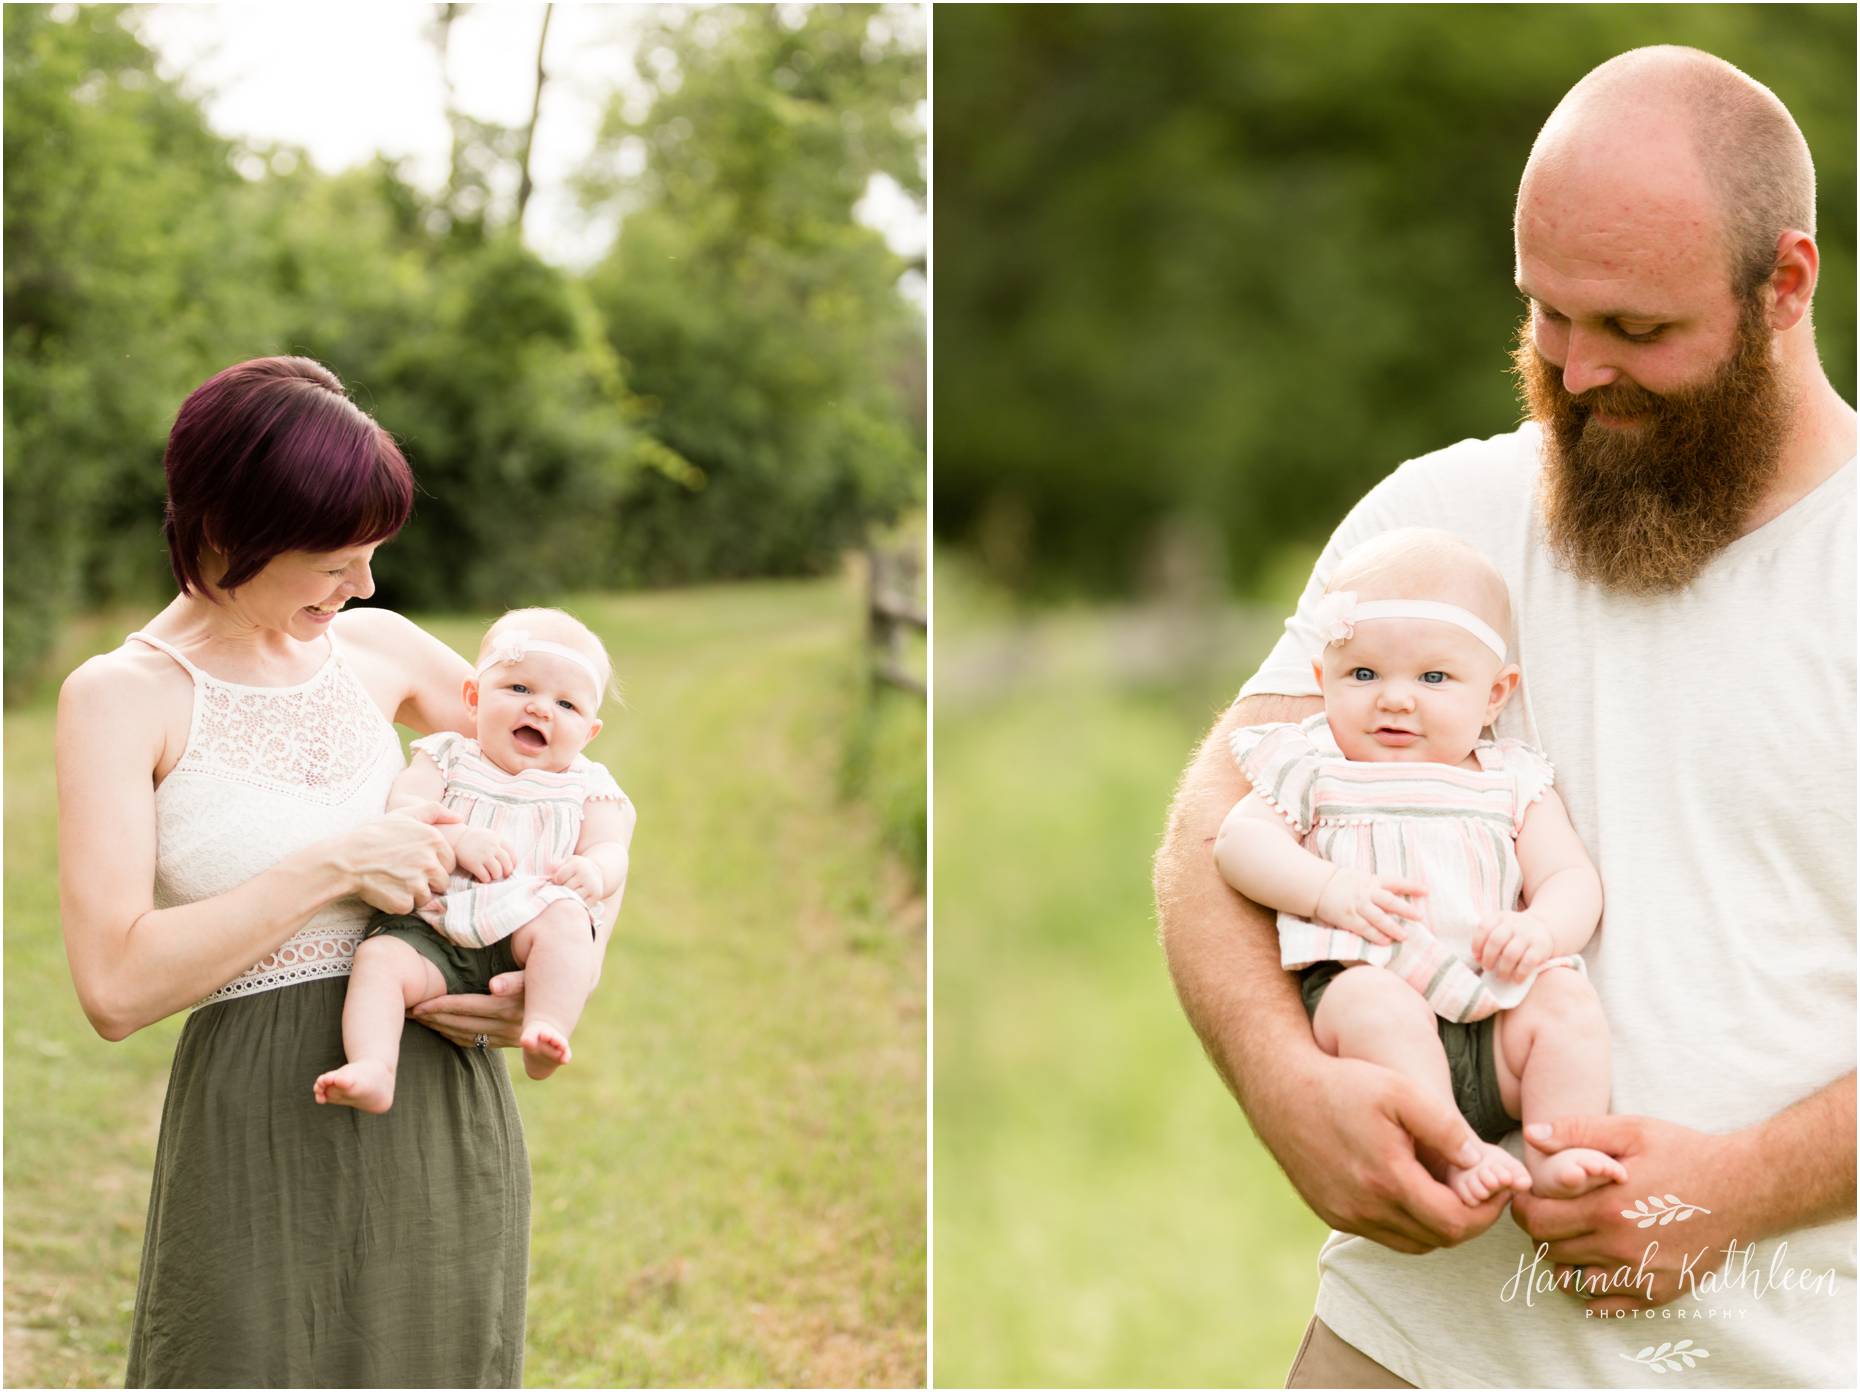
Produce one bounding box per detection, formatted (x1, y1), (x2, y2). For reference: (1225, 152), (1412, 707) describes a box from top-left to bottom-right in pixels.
(316, 607), (633, 1112)
(1215, 528), (1625, 1204)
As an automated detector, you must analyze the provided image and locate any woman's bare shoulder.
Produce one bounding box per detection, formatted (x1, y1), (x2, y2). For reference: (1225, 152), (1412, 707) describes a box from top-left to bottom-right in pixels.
(58, 642), (187, 762)
(61, 640), (186, 707)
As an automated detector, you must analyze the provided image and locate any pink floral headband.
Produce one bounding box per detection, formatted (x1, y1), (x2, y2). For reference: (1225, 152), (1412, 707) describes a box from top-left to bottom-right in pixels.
(476, 628), (605, 697)
(1310, 591), (1508, 661)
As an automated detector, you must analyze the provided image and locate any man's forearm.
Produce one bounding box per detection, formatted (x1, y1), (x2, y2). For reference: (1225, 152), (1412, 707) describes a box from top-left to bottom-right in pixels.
(1154, 695), (1326, 1119)
(1730, 1071), (1856, 1239)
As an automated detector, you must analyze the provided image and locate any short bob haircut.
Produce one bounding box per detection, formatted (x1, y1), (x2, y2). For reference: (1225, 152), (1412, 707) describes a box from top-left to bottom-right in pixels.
(163, 356), (414, 596)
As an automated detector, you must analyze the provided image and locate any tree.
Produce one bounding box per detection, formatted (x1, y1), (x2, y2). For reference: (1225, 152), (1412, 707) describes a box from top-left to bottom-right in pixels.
(579, 4), (926, 582)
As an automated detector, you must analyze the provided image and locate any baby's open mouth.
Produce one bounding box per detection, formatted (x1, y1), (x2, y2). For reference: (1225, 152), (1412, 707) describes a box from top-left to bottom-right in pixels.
(512, 725), (548, 751)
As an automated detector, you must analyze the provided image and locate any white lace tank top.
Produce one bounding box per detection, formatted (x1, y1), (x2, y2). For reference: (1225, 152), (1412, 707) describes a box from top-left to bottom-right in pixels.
(129, 631), (405, 1007)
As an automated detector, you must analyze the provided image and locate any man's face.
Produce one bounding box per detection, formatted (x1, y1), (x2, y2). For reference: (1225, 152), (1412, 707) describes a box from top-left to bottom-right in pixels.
(1512, 184), (1787, 592)
(1511, 291), (1785, 594)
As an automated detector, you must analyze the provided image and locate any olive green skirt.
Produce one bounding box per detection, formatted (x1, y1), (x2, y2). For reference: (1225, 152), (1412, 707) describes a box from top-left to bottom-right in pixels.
(125, 976), (530, 1388)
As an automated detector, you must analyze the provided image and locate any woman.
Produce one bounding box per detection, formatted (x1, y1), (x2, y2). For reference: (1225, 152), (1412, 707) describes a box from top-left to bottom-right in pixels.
(55, 356), (622, 1387)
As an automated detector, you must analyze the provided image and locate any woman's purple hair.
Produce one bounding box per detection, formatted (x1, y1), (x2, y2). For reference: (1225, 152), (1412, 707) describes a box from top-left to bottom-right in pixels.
(162, 356), (414, 595)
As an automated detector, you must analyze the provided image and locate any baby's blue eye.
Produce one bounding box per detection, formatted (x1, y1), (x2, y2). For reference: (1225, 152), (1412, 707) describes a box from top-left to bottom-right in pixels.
(510, 683), (530, 694)
(1351, 667), (1376, 682)
(557, 698), (577, 712)
(1421, 671), (1447, 684)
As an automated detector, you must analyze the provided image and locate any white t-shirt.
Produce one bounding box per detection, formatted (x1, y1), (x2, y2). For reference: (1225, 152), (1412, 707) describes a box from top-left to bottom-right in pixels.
(1239, 422), (1856, 1388)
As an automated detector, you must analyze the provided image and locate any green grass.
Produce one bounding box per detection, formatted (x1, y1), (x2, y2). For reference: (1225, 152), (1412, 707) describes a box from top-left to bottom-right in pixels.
(933, 563), (1330, 1388)
(4, 576), (925, 1388)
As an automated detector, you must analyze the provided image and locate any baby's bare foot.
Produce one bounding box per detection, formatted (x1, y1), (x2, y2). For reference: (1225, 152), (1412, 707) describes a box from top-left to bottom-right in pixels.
(520, 1022), (572, 1081)
(1527, 1143), (1627, 1199)
(314, 1059), (395, 1113)
(1446, 1140), (1532, 1206)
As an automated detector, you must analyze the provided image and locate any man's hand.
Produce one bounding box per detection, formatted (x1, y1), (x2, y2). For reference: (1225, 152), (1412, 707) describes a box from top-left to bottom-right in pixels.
(453, 827), (516, 884)
(549, 854), (604, 904)
(1279, 1054), (1514, 1253)
(1312, 869), (1428, 946)
(1473, 910), (1554, 980)
(1512, 1115), (1746, 1312)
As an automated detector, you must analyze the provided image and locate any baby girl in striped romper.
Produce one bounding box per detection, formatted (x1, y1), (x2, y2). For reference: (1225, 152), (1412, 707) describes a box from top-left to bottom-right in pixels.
(316, 607), (633, 1111)
(1215, 528), (1625, 1204)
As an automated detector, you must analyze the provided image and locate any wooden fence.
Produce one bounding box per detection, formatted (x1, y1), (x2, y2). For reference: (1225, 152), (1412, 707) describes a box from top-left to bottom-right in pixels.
(867, 543), (926, 696)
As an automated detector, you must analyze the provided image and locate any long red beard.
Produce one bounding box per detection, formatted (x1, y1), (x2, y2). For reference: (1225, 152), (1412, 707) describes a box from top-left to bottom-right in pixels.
(1510, 298), (1788, 593)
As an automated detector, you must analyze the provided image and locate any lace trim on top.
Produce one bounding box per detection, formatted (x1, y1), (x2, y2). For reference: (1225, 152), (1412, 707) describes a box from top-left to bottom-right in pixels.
(131, 632), (405, 1008)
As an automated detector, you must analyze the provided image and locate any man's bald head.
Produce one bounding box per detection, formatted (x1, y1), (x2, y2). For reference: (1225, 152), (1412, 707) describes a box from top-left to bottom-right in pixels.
(1520, 46), (1815, 293)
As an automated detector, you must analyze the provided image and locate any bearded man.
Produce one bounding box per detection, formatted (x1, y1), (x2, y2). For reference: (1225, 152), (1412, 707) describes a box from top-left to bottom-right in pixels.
(1155, 46), (1854, 1388)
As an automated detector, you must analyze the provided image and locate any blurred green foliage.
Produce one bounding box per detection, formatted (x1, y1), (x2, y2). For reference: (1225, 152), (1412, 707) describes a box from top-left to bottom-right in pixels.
(583, 6), (926, 582)
(3, 3), (923, 698)
(933, 4), (1856, 599)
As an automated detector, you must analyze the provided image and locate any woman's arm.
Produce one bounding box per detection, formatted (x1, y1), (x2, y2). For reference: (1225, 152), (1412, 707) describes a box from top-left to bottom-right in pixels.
(55, 656), (454, 1039)
(335, 608), (474, 737)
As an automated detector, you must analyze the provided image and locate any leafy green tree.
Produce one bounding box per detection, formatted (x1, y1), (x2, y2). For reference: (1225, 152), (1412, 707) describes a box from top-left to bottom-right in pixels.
(4, 3), (925, 699)
(580, 4), (925, 582)
(4, 4), (284, 688)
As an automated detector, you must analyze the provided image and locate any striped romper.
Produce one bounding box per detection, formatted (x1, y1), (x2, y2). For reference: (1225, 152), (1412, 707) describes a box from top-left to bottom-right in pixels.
(1231, 713), (1585, 1024)
(411, 731), (628, 949)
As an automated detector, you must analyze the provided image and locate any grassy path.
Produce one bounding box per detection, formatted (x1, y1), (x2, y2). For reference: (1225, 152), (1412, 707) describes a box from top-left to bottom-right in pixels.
(4, 576), (925, 1388)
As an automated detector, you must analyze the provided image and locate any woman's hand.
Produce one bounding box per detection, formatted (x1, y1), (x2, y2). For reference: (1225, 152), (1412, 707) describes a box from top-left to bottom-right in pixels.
(335, 804), (461, 915)
(1313, 868), (1428, 945)
(410, 971), (525, 1048)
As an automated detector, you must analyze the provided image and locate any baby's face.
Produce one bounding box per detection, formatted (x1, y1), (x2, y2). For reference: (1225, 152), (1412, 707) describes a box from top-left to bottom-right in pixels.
(468, 650), (604, 775)
(1315, 617), (1515, 765)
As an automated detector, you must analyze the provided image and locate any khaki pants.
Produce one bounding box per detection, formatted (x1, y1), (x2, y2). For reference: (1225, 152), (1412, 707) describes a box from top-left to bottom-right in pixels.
(1284, 1317), (1414, 1388)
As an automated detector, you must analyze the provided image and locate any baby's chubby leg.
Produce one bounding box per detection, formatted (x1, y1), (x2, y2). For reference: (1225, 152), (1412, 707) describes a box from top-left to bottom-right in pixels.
(1313, 964), (1529, 1206)
(1496, 967), (1628, 1199)
(508, 900), (599, 1081)
(314, 934), (448, 1113)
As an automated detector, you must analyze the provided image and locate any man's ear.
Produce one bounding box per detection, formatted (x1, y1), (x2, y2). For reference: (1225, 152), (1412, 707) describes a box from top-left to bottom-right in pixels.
(1767, 230), (1818, 333)
(1486, 663), (1521, 722)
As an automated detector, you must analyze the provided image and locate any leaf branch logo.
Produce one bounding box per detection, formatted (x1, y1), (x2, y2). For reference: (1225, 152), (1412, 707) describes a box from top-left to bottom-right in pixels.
(1620, 1339), (1709, 1373)
(1621, 1194), (1712, 1228)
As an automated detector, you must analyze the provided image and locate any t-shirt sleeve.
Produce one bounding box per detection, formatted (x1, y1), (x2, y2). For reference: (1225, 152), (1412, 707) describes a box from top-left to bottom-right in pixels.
(1229, 721), (1322, 836)
(579, 759), (629, 807)
(1497, 739), (1555, 832)
(408, 730), (463, 778)
(1237, 429), (1539, 702)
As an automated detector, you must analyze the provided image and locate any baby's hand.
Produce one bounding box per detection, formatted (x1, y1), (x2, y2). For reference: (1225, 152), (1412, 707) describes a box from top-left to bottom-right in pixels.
(549, 854), (604, 904)
(1311, 869), (1428, 946)
(1473, 911), (1553, 980)
(454, 828), (516, 883)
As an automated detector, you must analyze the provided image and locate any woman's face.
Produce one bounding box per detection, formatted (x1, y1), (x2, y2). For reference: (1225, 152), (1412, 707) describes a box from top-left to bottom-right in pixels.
(219, 544), (379, 640)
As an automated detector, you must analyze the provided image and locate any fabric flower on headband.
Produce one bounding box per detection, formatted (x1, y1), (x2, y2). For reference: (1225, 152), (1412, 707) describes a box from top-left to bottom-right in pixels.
(496, 628), (533, 663)
(1311, 591), (1358, 645)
